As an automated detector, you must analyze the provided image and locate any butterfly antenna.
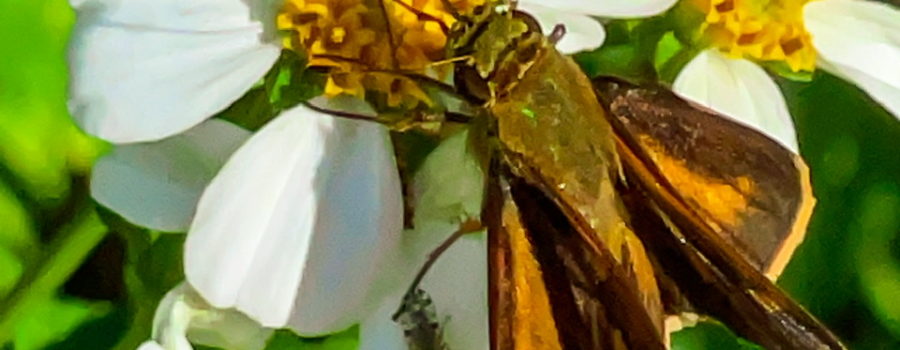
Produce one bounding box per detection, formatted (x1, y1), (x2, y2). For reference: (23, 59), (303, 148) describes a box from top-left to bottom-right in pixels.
(439, 0), (462, 21)
(548, 24), (566, 44)
(306, 55), (471, 102)
(310, 54), (366, 66)
(302, 101), (383, 123)
(392, 218), (482, 320)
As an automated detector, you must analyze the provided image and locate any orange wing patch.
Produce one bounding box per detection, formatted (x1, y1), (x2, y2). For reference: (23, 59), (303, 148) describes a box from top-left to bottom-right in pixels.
(595, 79), (814, 279)
(638, 135), (754, 231)
(502, 203), (564, 350)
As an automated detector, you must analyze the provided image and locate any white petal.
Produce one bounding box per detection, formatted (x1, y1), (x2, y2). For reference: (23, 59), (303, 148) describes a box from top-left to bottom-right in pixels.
(673, 49), (799, 152)
(358, 297), (407, 350)
(91, 119), (250, 232)
(187, 304), (273, 350)
(359, 228), (487, 350)
(361, 130), (488, 350)
(421, 231), (488, 350)
(518, 4), (607, 54)
(137, 341), (166, 350)
(519, 0), (677, 18)
(152, 283), (272, 350)
(184, 105), (403, 334)
(68, 0), (282, 143)
(805, 0), (900, 118)
(151, 284), (195, 350)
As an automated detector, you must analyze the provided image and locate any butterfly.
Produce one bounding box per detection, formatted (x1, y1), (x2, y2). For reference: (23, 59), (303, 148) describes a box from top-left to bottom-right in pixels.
(303, 0), (846, 348)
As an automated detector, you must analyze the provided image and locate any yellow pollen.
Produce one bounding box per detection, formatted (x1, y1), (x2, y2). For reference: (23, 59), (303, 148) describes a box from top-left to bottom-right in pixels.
(330, 27), (347, 44)
(692, 0), (817, 72)
(278, 0), (484, 107)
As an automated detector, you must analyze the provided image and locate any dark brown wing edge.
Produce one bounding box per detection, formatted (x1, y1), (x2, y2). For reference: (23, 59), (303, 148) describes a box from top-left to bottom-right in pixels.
(593, 78), (846, 349)
(594, 77), (814, 280)
(485, 161), (518, 350)
(485, 159), (666, 350)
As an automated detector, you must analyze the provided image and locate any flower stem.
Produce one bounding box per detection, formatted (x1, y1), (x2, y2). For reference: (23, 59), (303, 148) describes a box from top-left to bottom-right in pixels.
(0, 208), (108, 343)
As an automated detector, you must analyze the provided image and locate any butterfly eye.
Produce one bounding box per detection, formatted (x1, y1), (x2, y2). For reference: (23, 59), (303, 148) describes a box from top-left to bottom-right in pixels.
(511, 10), (542, 34)
(454, 65), (491, 104)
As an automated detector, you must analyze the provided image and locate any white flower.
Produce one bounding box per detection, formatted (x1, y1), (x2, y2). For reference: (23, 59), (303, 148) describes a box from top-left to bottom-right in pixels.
(673, 0), (900, 152)
(517, 0), (678, 53)
(69, 0), (403, 342)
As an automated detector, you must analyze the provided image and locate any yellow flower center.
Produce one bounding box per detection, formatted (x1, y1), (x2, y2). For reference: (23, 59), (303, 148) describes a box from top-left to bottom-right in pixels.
(693, 0), (816, 72)
(277, 0), (484, 106)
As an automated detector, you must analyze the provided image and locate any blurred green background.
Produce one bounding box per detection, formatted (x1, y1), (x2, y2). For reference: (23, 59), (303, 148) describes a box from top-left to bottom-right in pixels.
(0, 0), (897, 349)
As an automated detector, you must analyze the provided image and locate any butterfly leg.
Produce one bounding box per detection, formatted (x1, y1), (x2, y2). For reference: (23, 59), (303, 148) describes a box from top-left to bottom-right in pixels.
(392, 216), (484, 321)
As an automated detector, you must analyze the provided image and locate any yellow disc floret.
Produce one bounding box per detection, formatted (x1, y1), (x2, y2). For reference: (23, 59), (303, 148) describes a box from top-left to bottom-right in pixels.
(278, 0), (484, 106)
(692, 0), (816, 72)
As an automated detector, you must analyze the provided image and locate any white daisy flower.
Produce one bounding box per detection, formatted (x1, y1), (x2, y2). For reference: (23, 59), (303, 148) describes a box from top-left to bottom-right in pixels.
(672, 0), (900, 152)
(69, 0), (403, 341)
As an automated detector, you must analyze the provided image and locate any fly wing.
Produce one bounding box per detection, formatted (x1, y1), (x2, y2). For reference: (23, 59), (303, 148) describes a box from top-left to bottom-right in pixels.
(485, 160), (667, 350)
(593, 78), (845, 349)
(594, 78), (814, 280)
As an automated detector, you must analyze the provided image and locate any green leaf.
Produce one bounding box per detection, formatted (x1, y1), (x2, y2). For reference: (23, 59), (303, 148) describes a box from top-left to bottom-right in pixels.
(12, 295), (110, 350)
(45, 304), (129, 350)
(668, 1), (707, 47)
(763, 61), (814, 82)
(264, 328), (358, 350)
(575, 17), (675, 82)
(276, 66), (325, 112)
(654, 31), (683, 71)
(777, 72), (900, 347)
(0, 246), (23, 299)
(217, 50), (325, 131)
(672, 322), (762, 350)
(575, 44), (654, 81)
(136, 235), (185, 297)
(0, 182), (36, 262)
(94, 207), (185, 350)
(217, 88), (277, 132)
(656, 45), (699, 84)
(852, 183), (900, 339)
(631, 18), (669, 65)
(265, 50), (325, 112)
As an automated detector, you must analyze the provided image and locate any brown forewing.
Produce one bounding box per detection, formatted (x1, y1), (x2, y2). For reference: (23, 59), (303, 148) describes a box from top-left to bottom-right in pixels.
(594, 78), (844, 349)
(594, 78), (814, 279)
